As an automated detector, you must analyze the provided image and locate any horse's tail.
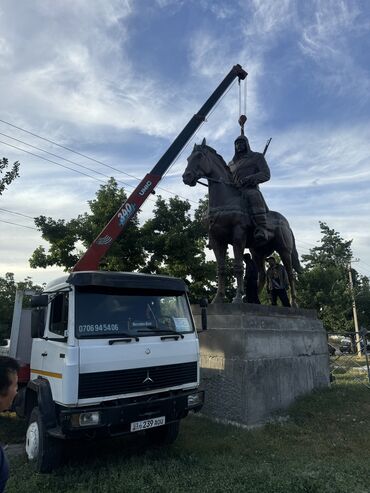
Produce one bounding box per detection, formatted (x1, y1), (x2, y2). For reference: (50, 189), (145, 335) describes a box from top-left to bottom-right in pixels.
(291, 230), (302, 274)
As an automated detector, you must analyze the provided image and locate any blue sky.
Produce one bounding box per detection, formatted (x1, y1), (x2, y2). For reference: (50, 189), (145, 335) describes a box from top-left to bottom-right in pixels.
(1, 0), (370, 285)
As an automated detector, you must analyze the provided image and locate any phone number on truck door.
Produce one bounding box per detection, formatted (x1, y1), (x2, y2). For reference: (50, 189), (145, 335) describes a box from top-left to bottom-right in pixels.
(78, 324), (119, 333)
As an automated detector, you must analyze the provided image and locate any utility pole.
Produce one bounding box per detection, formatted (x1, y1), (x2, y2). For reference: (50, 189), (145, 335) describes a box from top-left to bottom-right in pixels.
(348, 260), (361, 355)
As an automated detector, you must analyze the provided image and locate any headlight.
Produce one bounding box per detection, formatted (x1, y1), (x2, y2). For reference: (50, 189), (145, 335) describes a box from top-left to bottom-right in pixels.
(187, 392), (204, 408)
(71, 411), (101, 427)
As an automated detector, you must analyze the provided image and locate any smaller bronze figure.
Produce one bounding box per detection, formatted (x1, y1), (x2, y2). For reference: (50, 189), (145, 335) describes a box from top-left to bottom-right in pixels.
(266, 257), (291, 307)
(228, 134), (270, 244)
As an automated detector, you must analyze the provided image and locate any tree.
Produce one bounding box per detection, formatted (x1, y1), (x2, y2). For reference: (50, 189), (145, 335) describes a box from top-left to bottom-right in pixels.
(0, 273), (43, 339)
(30, 178), (145, 272)
(300, 222), (353, 269)
(141, 195), (218, 302)
(297, 222), (356, 333)
(0, 158), (20, 195)
(353, 274), (370, 331)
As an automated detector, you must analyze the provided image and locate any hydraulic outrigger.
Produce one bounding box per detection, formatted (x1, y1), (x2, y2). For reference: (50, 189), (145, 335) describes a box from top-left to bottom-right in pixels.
(73, 64), (247, 271)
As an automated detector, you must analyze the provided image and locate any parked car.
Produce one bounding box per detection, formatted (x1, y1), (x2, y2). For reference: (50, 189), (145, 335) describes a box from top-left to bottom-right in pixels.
(339, 337), (352, 354)
(0, 338), (10, 356)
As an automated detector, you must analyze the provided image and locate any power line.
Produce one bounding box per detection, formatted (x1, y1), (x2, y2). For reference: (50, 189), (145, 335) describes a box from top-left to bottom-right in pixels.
(0, 140), (108, 185)
(0, 131), (134, 190)
(0, 207), (34, 220)
(0, 118), (144, 180)
(0, 119), (198, 204)
(0, 218), (37, 231)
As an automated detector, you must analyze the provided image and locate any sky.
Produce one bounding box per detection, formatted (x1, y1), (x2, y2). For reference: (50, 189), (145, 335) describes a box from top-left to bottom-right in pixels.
(1, 0), (370, 286)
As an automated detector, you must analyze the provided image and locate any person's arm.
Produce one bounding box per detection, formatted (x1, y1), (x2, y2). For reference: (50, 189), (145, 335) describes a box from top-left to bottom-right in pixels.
(238, 154), (271, 187)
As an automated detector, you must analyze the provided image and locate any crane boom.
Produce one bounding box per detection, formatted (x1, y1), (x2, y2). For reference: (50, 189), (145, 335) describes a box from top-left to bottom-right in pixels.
(73, 64), (247, 272)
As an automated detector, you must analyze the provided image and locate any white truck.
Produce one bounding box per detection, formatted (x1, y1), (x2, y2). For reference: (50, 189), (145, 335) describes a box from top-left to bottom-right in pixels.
(11, 64), (247, 472)
(13, 271), (205, 472)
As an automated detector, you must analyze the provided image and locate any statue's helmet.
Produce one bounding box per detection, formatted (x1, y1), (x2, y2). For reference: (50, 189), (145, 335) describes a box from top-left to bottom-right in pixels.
(234, 134), (249, 152)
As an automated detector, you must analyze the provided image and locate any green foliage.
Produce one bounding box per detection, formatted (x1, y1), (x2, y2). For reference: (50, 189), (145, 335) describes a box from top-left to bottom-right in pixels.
(297, 264), (353, 333)
(297, 222), (370, 334)
(0, 157), (20, 195)
(354, 275), (370, 329)
(0, 273), (43, 338)
(301, 222), (353, 269)
(141, 195), (217, 303)
(29, 217), (80, 269)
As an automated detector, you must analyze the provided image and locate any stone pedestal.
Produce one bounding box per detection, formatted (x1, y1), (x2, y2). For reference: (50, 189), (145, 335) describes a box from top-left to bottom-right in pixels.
(191, 303), (330, 427)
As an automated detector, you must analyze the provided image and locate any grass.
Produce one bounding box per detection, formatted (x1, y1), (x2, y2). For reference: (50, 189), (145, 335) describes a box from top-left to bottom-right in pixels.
(1, 373), (370, 493)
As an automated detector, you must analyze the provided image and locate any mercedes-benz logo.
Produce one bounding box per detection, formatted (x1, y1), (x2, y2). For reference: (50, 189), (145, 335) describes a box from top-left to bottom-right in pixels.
(142, 370), (154, 384)
(145, 348), (151, 355)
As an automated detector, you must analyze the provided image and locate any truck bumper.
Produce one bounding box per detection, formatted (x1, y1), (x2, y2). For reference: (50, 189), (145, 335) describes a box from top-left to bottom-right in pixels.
(56, 390), (204, 439)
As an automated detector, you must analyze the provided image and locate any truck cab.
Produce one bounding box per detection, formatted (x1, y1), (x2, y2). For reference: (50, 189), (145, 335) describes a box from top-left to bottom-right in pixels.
(16, 271), (204, 472)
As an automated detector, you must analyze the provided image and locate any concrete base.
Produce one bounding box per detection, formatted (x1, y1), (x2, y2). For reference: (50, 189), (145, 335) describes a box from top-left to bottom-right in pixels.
(191, 303), (330, 427)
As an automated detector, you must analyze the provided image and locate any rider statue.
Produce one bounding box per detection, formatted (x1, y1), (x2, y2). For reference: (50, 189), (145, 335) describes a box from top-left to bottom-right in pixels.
(228, 133), (270, 244)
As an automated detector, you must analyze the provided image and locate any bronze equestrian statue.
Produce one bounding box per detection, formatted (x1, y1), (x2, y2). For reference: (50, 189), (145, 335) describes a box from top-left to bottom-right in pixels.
(182, 139), (301, 306)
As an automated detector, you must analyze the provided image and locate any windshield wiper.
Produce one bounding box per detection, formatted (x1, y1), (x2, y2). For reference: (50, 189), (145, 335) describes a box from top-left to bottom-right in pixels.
(137, 328), (184, 339)
(108, 333), (139, 344)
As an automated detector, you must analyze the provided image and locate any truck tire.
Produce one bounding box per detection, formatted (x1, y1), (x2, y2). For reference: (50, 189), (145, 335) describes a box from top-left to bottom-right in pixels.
(146, 421), (180, 446)
(25, 407), (62, 473)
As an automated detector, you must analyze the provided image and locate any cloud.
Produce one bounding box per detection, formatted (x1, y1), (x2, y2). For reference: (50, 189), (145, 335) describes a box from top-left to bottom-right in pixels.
(265, 122), (370, 189)
(0, 1), (202, 145)
(299, 1), (360, 59)
(244, 0), (297, 39)
(298, 1), (370, 98)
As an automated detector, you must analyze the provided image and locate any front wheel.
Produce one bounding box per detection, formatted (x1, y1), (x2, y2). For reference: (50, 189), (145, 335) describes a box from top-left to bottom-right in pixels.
(25, 407), (62, 473)
(146, 421), (180, 446)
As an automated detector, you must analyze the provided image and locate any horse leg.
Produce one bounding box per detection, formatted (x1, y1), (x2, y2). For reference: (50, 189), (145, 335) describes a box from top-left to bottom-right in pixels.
(211, 240), (228, 304)
(252, 251), (266, 295)
(232, 240), (244, 304)
(279, 249), (297, 307)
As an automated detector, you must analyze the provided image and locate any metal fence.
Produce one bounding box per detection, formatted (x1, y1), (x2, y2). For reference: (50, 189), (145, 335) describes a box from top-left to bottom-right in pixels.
(329, 330), (370, 388)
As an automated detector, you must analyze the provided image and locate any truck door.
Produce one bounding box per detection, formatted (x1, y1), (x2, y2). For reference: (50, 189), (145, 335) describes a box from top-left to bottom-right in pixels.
(36, 292), (77, 404)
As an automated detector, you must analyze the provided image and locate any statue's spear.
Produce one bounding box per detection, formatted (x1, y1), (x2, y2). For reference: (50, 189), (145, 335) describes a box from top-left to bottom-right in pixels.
(263, 137), (272, 156)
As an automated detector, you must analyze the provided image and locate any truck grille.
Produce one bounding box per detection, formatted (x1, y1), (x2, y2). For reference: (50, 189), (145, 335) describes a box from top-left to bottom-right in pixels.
(78, 361), (198, 399)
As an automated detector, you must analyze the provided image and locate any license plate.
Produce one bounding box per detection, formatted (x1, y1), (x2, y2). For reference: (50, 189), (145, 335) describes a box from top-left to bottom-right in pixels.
(130, 416), (166, 432)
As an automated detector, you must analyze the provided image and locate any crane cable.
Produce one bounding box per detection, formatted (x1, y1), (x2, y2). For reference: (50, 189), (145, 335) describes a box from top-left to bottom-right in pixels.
(238, 74), (247, 135)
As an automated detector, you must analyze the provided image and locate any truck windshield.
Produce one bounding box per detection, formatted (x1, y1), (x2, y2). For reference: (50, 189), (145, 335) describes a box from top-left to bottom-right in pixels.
(74, 287), (195, 338)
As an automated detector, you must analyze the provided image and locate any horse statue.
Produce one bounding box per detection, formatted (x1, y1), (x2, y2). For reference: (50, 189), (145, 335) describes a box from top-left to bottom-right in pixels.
(182, 139), (301, 306)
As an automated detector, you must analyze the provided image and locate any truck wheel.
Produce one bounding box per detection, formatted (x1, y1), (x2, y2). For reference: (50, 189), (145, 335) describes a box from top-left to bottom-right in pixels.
(25, 407), (62, 473)
(146, 421), (180, 446)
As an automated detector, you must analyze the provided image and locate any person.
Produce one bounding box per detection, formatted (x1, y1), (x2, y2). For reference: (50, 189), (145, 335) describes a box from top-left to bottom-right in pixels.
(0, 356), (19, 493)
(266, 256), (291, 307)
(228, 134), (270, 244)
(243, 253), (260, 304)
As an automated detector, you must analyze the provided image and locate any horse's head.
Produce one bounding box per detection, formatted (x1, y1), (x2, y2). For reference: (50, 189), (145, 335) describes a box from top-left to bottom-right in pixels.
(182, 138), (218, 187)
(182, 139), (208, 187)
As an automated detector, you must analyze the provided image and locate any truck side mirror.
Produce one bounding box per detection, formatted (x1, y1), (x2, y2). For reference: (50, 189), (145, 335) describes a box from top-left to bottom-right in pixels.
(31, 294), (48, 308)
(199, 298), (208, 331)
(31, 308), (46, 338)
